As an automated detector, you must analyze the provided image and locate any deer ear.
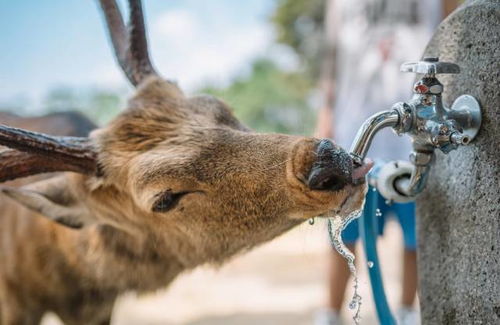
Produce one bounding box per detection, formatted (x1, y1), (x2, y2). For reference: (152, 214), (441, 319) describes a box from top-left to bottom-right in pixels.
(1, 176), (95, 229)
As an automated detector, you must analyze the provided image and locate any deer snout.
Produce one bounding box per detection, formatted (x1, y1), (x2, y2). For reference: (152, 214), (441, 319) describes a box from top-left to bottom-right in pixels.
(306, 139), (354, 191)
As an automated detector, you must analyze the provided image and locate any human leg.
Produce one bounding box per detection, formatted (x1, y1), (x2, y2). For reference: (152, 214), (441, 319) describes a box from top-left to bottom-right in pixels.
(401, 248), (417, 306)
(394, 201), (418, 306)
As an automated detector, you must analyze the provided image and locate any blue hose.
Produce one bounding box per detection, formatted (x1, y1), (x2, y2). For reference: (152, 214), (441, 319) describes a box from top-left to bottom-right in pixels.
(359, 186), (397, 325)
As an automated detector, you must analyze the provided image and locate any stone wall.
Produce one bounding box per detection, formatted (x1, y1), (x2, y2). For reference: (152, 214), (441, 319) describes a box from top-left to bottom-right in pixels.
(417, 0), (500, 323)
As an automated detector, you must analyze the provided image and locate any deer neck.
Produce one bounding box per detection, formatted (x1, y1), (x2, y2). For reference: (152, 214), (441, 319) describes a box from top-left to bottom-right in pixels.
(72, 213), (301, 293)
(75, 225), (184, 292)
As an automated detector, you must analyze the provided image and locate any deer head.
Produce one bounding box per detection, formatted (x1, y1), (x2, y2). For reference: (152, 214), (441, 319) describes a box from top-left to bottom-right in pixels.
(0, 0), (371, 265)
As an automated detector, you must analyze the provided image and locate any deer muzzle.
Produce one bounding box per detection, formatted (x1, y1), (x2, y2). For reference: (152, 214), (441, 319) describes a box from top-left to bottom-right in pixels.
(306, 139), (372, 191)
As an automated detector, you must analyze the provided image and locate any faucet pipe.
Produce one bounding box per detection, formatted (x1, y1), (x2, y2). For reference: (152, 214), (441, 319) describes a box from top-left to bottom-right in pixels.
(349, 110), (400, 165)
(350, 59), (481, 199)
(349, 109), (436, 200)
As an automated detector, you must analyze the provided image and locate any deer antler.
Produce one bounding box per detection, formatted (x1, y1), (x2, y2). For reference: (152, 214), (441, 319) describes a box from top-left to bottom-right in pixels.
(99, 0), (159, 86)
(0, 0), (157, 182)
(0, 124), (97, 182)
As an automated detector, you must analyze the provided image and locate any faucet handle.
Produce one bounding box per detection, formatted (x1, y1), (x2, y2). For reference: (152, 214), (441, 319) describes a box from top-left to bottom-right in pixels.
(400, 57), (460, 75)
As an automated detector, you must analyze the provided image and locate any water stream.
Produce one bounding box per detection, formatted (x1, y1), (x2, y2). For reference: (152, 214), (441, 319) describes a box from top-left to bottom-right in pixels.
(327, 204), (365, 325)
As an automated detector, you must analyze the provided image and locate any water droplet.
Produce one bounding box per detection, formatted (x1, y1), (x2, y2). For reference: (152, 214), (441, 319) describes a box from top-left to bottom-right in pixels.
(308, 217), (315, 225)
(367, 261), (374, 268)
(375, 208), (382, 217)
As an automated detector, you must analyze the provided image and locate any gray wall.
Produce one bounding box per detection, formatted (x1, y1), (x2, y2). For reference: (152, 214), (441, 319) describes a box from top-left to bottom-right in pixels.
(417, 0), (500, 323)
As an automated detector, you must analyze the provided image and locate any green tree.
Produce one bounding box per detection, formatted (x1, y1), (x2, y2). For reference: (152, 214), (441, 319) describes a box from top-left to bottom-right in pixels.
(42, 87), (81, 112)
(43, 87), (124, 126)
(271, 0), (326, 77)
(200, 59), (315, 135)
(85, 90), (123, 125)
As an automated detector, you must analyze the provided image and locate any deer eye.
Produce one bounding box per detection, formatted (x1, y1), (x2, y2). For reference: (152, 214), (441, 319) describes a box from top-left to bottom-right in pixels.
(152, 190), (187, 213)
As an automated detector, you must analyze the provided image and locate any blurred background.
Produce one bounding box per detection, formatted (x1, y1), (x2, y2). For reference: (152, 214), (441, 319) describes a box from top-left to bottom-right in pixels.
(0, 0), (322, 134)
(0, 0), (420, 324)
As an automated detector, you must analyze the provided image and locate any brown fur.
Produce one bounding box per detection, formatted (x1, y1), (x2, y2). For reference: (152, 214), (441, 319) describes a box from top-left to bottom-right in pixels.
(0, 71), (365, 325)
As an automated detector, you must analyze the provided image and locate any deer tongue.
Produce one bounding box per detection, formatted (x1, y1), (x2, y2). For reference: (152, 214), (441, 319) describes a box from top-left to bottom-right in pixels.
(352, 159), (374, 182)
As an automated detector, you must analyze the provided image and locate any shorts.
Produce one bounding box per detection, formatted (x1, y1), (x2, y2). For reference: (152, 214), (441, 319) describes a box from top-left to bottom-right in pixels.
(341, 189), (417, 251)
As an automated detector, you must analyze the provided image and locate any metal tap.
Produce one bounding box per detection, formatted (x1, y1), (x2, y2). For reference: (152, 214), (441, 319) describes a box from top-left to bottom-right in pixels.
(350, 57), (482, 200)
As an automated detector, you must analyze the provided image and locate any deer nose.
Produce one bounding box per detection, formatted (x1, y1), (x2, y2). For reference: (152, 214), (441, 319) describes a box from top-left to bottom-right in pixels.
(306, 139), (353, 191)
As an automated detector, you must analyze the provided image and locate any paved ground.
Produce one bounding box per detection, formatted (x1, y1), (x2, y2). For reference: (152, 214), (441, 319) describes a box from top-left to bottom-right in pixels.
(42, 218), (415, 325)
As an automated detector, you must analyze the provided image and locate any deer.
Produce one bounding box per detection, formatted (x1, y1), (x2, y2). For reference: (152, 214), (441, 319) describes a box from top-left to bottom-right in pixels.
(0, 1), (373, 324)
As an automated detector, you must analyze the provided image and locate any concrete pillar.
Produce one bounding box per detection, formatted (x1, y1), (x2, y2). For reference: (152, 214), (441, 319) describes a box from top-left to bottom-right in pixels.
(417, 0), (500, 323)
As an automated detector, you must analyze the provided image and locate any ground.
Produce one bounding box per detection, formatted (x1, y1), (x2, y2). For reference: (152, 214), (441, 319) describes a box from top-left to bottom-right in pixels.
(42, 218), (412, 325)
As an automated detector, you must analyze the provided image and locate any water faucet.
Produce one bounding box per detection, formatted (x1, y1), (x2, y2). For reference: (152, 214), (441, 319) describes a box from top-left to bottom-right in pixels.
(350, 57), (482, 200)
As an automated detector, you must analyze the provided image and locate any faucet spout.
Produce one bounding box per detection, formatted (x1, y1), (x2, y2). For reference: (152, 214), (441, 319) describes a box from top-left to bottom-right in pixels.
(394, 151), (434, 197)
(349, 110), (400, 165)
